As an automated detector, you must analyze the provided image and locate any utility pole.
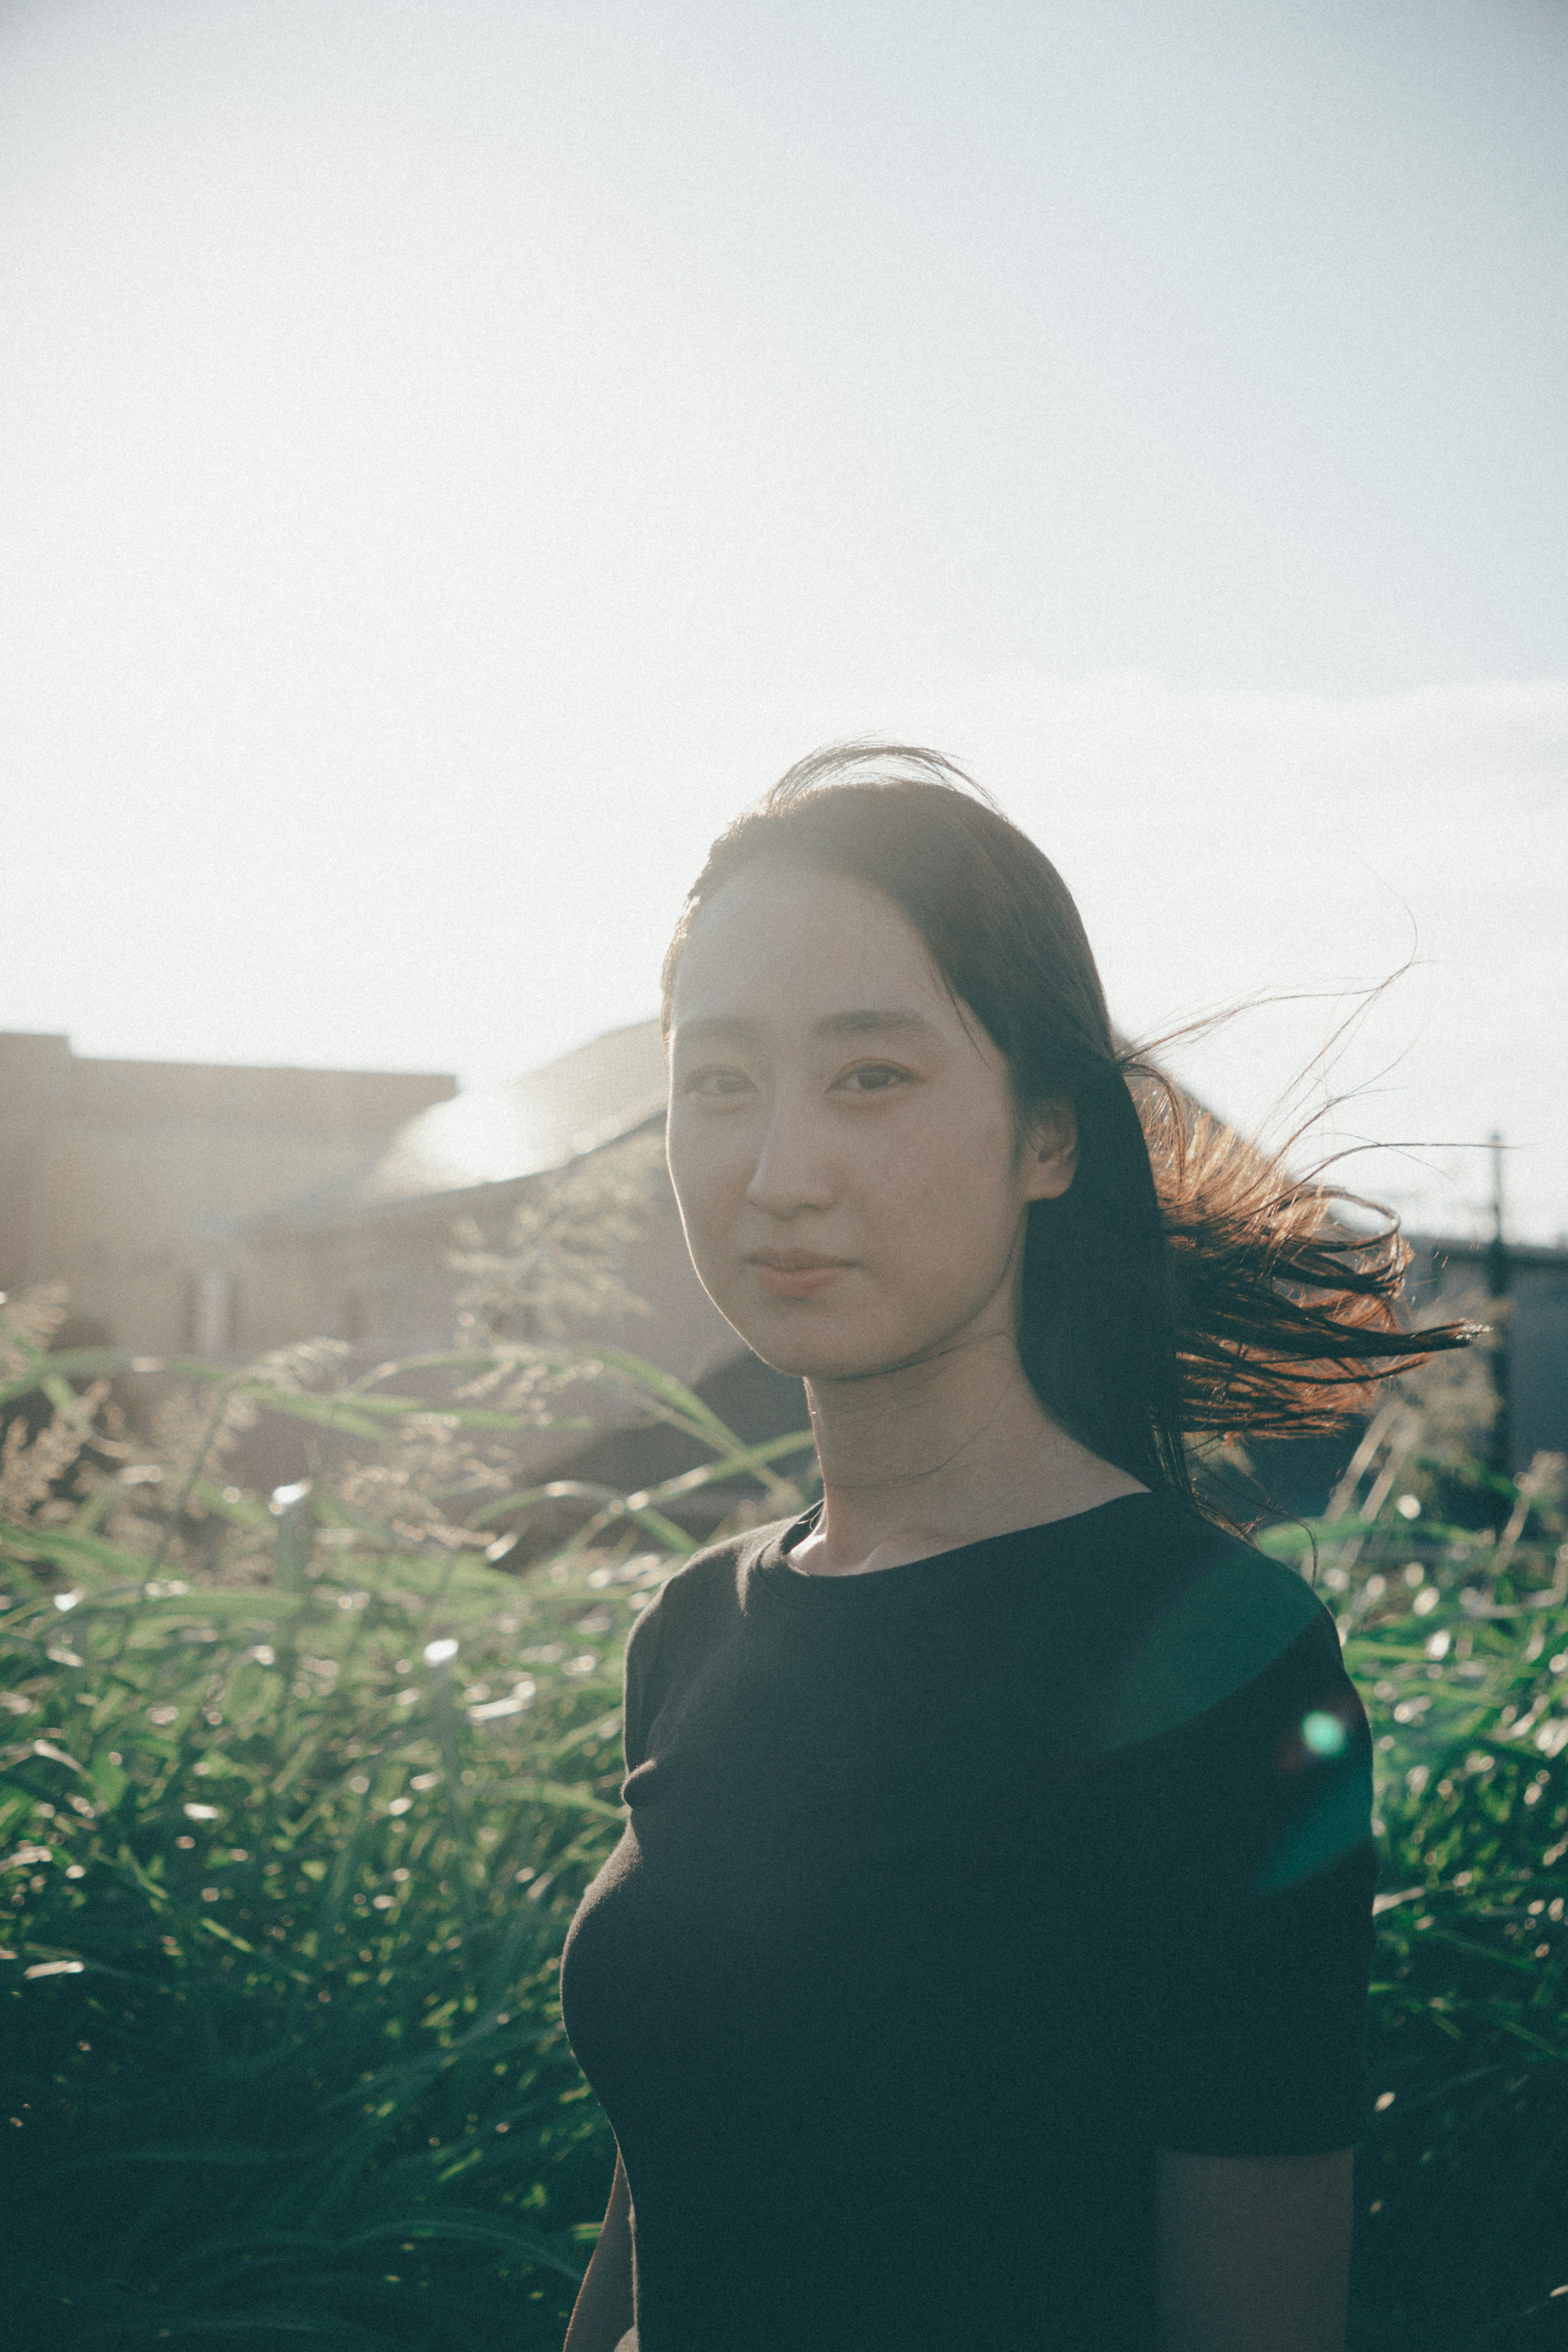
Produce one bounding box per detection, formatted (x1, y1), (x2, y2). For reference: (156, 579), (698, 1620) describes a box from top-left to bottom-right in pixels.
(1487, 1131), (1511, 1483)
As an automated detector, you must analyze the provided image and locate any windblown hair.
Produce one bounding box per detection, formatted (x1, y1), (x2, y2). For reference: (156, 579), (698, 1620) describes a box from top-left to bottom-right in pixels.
(662, 744), (1476, 1513)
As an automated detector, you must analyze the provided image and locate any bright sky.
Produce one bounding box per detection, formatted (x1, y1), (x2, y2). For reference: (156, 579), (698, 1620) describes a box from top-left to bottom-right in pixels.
(2, 0), (1564, 1240)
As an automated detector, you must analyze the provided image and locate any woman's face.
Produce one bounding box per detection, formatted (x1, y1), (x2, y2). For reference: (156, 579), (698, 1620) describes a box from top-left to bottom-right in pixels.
(665, 861), (1076, 1383)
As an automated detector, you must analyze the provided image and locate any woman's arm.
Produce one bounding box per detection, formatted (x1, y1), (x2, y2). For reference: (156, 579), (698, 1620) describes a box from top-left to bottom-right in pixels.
(562, 2148), (636, 2352)
(1156, 2148), (1354, 2352)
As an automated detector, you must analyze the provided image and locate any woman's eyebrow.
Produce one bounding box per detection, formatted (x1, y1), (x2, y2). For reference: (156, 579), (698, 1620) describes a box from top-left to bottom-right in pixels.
(673, 1008), (939, 1047)
(814, 1009), (940, 1042)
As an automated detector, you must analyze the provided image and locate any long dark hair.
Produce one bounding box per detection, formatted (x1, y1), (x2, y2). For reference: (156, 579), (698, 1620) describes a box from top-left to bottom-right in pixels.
(662, 744), (1475, 1513)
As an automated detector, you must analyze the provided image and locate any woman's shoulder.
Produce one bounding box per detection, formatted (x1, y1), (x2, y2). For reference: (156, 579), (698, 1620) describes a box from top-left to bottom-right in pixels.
(618, 1521), (801, 1766)
(625, 1515), (800, 1648)
(1092, 1501), (1348, 1756)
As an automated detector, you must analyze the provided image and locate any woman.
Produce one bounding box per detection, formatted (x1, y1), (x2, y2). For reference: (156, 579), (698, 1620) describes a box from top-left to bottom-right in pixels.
(558, 746), (1470, 2352)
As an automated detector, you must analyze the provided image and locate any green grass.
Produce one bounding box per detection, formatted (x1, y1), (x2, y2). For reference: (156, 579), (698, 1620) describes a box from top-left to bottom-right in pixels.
(0, 1324), (803, 2350)
(1262, 1491), (1568, 2348)
(0, 1528), (645, 2347)
(2, 1324), (1566, 2348)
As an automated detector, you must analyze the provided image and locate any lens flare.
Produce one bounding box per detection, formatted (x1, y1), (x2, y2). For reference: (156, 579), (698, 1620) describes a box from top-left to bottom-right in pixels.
(1302, 1710), (1348, 1757)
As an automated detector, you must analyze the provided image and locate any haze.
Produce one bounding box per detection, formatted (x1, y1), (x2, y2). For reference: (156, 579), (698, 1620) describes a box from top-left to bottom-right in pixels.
(2, 0), (1564, 1239)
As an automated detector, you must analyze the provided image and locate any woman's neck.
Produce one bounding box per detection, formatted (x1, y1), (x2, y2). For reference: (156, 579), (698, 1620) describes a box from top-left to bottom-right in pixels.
(788, 1329), (1147, 1578)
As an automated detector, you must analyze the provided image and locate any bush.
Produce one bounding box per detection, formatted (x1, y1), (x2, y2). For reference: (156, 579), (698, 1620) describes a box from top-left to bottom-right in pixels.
(0, 1301), (810, 2348)
(3, 1291), (1566, 2348)
(1259, 1433), (1568, 2348)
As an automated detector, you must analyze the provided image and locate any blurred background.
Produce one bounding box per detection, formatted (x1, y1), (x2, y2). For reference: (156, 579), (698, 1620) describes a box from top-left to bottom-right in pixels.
(3, 19), (1568, 2342)
(1, 0), (1564, 1459)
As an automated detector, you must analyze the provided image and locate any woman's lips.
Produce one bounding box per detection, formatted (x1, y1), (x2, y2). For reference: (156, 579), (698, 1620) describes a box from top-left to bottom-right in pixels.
(747, 1254), (854, 1299)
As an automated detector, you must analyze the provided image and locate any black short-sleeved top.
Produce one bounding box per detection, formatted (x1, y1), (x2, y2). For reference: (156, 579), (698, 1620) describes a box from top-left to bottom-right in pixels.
(559, 1492), (1376, 2352)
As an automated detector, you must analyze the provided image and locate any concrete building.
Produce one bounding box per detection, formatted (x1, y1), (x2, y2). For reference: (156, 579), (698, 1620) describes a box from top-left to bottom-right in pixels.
(0, 1031), (456, 1353)
(1406, 1235), (1568, 1479)
(242, 1018), (734, 1380)
(239, 1017), (787, 1530)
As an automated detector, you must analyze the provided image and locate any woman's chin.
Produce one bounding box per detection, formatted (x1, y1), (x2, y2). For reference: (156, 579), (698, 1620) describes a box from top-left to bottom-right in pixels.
(725, 1306), (932, 1387)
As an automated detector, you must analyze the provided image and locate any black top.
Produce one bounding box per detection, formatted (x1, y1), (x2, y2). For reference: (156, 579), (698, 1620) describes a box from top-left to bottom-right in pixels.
(559, 1493), (1376, 2352)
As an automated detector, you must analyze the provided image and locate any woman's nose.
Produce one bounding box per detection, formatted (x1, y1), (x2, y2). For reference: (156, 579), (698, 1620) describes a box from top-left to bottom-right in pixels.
(744, 1104), (834, 1219)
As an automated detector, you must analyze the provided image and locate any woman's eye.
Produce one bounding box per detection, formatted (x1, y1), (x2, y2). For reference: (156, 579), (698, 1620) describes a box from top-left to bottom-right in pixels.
(835, 1063), (909, 1095)
(680, 1067), (753, 1101)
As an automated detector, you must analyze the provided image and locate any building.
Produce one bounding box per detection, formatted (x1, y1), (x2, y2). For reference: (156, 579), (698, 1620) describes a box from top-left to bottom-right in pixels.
(0, 1031), (456, 1353)
(0, 1023), (782, 1515)
(243, 1018), (735, 1376)
(1405, 1235), (1568, 1478)
(241, 1017), (793, 1529)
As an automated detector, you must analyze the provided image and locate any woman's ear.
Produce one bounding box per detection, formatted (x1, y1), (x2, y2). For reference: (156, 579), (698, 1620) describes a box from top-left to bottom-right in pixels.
(1021, 1099), (1078, 1202)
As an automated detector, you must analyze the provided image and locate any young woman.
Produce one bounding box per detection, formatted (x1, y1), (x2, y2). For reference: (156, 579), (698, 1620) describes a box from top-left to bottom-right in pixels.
(557, 746), (1470, 2352)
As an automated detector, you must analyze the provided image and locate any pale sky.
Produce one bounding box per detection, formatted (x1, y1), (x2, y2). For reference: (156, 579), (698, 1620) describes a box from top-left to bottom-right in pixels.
(2, 0), (1564, 1240)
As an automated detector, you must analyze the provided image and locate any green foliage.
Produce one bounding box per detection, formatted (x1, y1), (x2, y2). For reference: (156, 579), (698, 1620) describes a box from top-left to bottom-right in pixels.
(449, 1130), (667, 1344)
(0, 1314), (810, 2349)
(0, 1525), (641, 2347)
(3, 1284), (1567, 2349)
(1261, 1433), (1568, 2348)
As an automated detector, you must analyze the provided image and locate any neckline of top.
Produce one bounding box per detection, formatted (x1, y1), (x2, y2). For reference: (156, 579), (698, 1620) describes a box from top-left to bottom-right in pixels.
(752, 1490), (1167, 1607)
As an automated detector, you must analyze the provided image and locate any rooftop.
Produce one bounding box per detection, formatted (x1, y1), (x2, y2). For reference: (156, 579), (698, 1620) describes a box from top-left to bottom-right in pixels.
(255, 1018), (666, 1231)
(0, 1032), (457, 1137)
